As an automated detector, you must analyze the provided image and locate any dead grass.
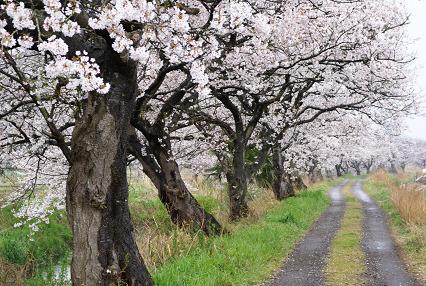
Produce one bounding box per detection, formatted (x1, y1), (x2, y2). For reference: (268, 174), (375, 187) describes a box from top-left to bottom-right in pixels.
(0, 257), (38, 286)
(371, 171), (426, 224)
(391, 184), (426, 225)
(137, 224), (206, 270)
(131, 171), (279, 270)
(367, 171), (426, 284)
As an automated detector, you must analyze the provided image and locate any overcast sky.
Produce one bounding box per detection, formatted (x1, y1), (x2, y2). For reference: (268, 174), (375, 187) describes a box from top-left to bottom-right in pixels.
(404, 0), (426, 140)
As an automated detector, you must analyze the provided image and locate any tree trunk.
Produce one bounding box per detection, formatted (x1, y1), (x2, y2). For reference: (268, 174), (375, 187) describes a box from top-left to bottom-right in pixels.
(128, 129), (224, 235)
(364, 159), (373, 174)
(366, 166), (371, 174)
(226, 137), (249, 221)
(316, 169), (324, 181)
(389, 161), (398, 173)
(308, 171), (316, 183)
(293, 175), (307, 190)
(66, 60), (152, 285)
(226, 171), (249, 220)
(341, 163), (349, 174)
(272, 146), (295, 200)
(354, 165), (361, 176)
(335, 164), (342, 177)
(325, 169), (334, 179)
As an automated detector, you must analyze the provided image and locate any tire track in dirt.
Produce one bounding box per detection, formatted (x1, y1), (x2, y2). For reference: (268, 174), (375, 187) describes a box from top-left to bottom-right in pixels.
(351, 181), (419, 286)
(264, 181), (348, 286)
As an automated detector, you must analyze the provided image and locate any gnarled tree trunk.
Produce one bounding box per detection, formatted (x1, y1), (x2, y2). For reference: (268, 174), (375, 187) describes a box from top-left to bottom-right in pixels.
(389, 161), (398, 173)
(66, 52), (152, 285)
(355, 168), (361, 176)
(363, 159), (373, 174)
(272, 146), (295, 200)
(352, 162), (361, 176)
(128, 128), (224, 235)
(226, 170), (249, 220)
(335, 164), (343, 177)
(293, 175), (307, 191)
(226, 137), (249, 221)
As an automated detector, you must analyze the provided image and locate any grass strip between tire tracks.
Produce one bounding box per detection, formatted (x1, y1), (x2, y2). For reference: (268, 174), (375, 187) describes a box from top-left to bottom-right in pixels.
(325, 183), (367, 286)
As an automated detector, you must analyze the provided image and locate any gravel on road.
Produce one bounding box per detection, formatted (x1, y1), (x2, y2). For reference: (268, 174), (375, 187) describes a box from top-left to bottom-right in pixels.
(264, 181), (348, 286)
(352, 181), (419, 286)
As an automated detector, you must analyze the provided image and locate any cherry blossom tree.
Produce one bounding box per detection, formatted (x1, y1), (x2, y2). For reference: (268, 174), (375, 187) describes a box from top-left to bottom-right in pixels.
(265, 106), (420, 198)
(413, 139), (426, 168)
(0, 0), (418, 283)
(184, 0), (414, 218)
(0, 0), (222, 284)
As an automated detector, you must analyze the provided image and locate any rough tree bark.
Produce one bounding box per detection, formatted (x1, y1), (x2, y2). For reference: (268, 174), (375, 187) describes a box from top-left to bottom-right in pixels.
(363, 159), (373, 174)
(307, 159), (322, 183)
(223, 135), (272, 220)
(355, 168), (361, 176)
(226, 136), (249, 220)
(389, 161), (398, 173)
(293, 175), (307, 191)
(341, 163), (349, 174)
(335, 164), (343, 177)
(351, 161), (361, 176)
(128, 128), (224, 235)
(66, 36), (152, 285)
(272, 146), (295, 200)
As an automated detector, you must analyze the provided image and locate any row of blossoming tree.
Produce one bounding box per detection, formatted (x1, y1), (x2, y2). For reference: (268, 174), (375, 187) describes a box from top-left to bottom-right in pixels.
(0, 0), (419, 284)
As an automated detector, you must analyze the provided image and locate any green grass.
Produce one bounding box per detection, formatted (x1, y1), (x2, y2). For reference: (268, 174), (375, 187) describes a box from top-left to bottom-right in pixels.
(363, 179), (405, 227)
(0, 177), (72, 286)
(152, 182), (332, 286)
(195, 195), (221, 214)
(0, 176), (338, 286)
(128, 183), (222, 233)
(0, 207), (72, 285)
(364, 177), (426, 283)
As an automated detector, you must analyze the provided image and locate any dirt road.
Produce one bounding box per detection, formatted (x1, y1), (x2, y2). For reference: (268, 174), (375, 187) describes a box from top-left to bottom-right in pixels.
(264, 181), (347, 286)
(264, 180), (419, 286)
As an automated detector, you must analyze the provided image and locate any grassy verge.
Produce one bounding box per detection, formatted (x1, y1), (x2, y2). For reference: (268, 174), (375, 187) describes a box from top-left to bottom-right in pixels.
(0, 173), (338, 286)
(152, 181), (333, 286)
(0, 205), (72, 285)
(364, 174), (426, 284)
(325, 183), (366, 286)
(0, 175), (72, 285)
